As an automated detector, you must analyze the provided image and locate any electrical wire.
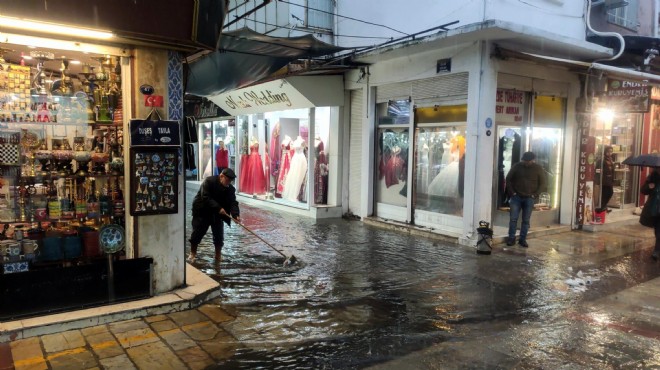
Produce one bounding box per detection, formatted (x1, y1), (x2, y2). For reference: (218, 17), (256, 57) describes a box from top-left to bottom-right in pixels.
(275, 0), (410, 36)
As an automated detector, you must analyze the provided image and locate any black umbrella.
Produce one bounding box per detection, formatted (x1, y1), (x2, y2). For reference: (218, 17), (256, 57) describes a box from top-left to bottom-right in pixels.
(622, 153), (660, 167)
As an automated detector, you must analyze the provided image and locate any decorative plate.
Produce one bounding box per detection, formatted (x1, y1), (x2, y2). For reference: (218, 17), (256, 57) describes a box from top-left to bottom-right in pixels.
(151, 154), (160, 163)
(99, 224), (125, 254)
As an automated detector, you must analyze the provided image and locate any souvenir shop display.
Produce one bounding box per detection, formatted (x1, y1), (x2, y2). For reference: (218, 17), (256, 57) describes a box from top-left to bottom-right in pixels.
(0, 51), (127, 273)
(129, 148), (178, 216)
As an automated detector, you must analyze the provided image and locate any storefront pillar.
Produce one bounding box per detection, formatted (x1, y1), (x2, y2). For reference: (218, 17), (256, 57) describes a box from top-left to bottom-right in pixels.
(132, 48), (185, 293)
(460, 41), (498, 246)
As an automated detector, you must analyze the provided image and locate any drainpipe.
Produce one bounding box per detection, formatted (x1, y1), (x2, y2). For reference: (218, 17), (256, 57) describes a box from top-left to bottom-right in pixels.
(585, 0), (625, 61)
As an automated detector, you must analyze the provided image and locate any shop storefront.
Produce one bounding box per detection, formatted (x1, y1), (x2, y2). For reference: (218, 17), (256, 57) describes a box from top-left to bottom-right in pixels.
(183, 98), (233, 181)
(207, 76), (344, 218)
(493, 82), (568, 228)
(0, 1), (218, 320)
(373, 73), (470, 231)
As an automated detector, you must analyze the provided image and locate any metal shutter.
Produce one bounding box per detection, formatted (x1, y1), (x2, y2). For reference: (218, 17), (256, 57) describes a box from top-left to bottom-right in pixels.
(412, 72), (468, 100)
(348, 89), (363, 217)
(376, 82), (411, 103)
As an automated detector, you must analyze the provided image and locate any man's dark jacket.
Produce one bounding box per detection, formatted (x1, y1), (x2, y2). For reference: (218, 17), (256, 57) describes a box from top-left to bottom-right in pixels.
(191, 175), (240, 225)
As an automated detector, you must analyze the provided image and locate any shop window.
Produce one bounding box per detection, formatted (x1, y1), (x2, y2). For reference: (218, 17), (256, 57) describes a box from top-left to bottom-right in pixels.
(413, 104), (467, 217)
(212, 120), (235, 175)
(496, 91), (563, 212)
(375, 128), (409, 207)
(236, 108), (331, 206)
(0, 45), (129, 280)
(414, 125), (466, 216)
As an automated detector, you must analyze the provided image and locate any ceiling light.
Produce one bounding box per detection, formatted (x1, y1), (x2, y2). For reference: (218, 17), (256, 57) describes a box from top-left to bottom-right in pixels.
(0, 15), (113, 40)
(70, 60), (81, 64)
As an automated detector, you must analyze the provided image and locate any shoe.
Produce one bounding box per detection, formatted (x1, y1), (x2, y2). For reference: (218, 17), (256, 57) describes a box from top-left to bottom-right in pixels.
(518, 240), (529, 248)
(506, 238), (515, 246)
(187, 253), (196, 263)
(652, 251), (659, 261)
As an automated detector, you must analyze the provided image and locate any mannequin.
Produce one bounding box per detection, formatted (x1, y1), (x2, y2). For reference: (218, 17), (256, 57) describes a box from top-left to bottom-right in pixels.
(215, 140), (229, 174)
(282, 136), (308, 201)
(243, 136), (266, 194)
(275, 135), (293, 197)
(314, 136), (328, 204)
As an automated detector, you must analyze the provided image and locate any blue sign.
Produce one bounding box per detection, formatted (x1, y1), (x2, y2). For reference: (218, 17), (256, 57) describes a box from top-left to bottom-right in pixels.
(130, 119), (181, 147)
(485, 117), (493, 128)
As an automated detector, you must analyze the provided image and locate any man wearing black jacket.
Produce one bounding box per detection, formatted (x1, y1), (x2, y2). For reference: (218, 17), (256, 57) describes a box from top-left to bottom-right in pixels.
(505, 151), (547, 248)
(188, 168), (241, 263)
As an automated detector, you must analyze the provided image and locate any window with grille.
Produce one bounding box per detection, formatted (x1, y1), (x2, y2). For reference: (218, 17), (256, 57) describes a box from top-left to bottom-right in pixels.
(607, 0), (639, 30)
(307, 0), (333, 30)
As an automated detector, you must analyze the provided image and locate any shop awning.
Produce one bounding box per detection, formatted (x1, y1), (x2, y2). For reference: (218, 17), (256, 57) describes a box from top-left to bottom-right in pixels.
(206, 75), (344, 116)
(498, 48), (660, 84)
(186, 27), (348, 97)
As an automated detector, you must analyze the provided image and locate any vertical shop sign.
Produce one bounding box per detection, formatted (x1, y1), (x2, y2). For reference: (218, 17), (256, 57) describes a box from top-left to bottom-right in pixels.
(495, 89), (525, 124)
(576, 116), (596, 225)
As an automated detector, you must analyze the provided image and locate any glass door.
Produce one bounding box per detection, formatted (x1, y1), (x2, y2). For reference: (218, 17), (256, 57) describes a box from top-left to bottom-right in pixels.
(374, 100), (411, 222)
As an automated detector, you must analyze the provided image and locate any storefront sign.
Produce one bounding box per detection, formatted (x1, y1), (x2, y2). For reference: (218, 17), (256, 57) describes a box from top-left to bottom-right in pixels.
(606, 79), (650, 113)
(130, 119), (181, 147)
(211, 79), (314, 115)
(184, 99), (228, 119)
(495, 89), (525, 124)
(576, 116), (596, 225)
(436, 58), (452, 73)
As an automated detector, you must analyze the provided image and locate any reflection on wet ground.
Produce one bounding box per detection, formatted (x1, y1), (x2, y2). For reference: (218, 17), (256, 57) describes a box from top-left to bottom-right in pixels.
(186, 187), (660, 369)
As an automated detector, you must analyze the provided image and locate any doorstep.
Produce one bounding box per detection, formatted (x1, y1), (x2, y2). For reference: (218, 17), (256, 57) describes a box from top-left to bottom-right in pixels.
(581, 208), (641, 232)
(0, 263), (220, 343)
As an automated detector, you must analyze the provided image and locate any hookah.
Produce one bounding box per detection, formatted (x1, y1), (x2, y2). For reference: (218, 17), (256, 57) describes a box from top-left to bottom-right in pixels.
(19, 130), (42, 178)
(30, 51), (54, 97)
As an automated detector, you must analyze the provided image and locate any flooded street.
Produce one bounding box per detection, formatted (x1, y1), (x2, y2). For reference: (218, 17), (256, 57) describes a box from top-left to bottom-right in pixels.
(186, 188), (660, 369)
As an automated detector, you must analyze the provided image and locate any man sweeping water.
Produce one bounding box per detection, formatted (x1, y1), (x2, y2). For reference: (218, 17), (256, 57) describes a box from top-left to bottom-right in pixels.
(188, 168), (241, 263)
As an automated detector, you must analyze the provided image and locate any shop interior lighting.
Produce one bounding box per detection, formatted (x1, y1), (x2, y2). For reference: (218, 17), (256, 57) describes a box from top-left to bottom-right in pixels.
(0, 15), (113, 40)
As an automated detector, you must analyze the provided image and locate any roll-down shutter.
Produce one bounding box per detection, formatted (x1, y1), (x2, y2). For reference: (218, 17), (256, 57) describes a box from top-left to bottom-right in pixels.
(348, 89), (363, 217)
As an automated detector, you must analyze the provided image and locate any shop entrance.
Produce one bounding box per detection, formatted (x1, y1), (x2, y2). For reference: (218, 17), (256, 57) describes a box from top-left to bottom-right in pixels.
(592, 112), (642, 211)
(494, 91), (565, 226)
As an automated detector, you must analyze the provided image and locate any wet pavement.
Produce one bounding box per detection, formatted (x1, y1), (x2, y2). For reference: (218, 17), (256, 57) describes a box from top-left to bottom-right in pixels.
(1, 188), (659, 369)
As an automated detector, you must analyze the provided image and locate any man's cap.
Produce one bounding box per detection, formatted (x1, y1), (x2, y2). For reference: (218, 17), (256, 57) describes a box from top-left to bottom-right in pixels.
(221, 168), (236, 179)
(521, 151), (536, 161)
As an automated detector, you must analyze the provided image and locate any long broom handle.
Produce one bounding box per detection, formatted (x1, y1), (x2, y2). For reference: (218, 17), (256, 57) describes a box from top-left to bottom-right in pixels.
(231, 217), (288, 259)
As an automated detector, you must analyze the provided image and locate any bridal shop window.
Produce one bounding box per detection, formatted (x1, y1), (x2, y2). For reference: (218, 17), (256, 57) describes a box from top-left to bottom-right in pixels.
(235, 107), (333, 207)
(375, 100), (411, 207)
(413, 104), (467, 217)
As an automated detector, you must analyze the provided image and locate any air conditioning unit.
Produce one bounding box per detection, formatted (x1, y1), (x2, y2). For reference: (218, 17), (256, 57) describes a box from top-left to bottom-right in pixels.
(590, 0), (629, 9)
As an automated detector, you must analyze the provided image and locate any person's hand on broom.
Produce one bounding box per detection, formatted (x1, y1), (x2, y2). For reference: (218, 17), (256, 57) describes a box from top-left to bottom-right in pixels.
(220, 208), (240, 223)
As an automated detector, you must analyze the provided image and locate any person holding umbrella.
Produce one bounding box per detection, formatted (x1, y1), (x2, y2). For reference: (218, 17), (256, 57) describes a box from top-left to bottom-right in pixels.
(639, 167), (660, 261)
(623, 153), (660, 260)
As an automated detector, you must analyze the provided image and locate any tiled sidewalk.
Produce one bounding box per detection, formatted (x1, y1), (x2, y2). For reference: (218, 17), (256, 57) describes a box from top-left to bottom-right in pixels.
(1, 304), (238, 370)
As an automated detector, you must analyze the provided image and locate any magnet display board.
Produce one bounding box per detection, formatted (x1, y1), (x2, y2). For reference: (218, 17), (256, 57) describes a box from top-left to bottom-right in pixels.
(130, 148), (178, 216)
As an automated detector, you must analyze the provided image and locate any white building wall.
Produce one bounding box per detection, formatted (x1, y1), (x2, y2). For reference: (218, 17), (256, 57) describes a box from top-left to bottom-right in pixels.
(336, 0), (587, 49)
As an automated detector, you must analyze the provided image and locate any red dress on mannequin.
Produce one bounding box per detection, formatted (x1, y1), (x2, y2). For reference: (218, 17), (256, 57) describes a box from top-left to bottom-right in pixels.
(243, 142), (266, 194)
(215, 146), (228, 170)
(275, 138), (293, 198)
